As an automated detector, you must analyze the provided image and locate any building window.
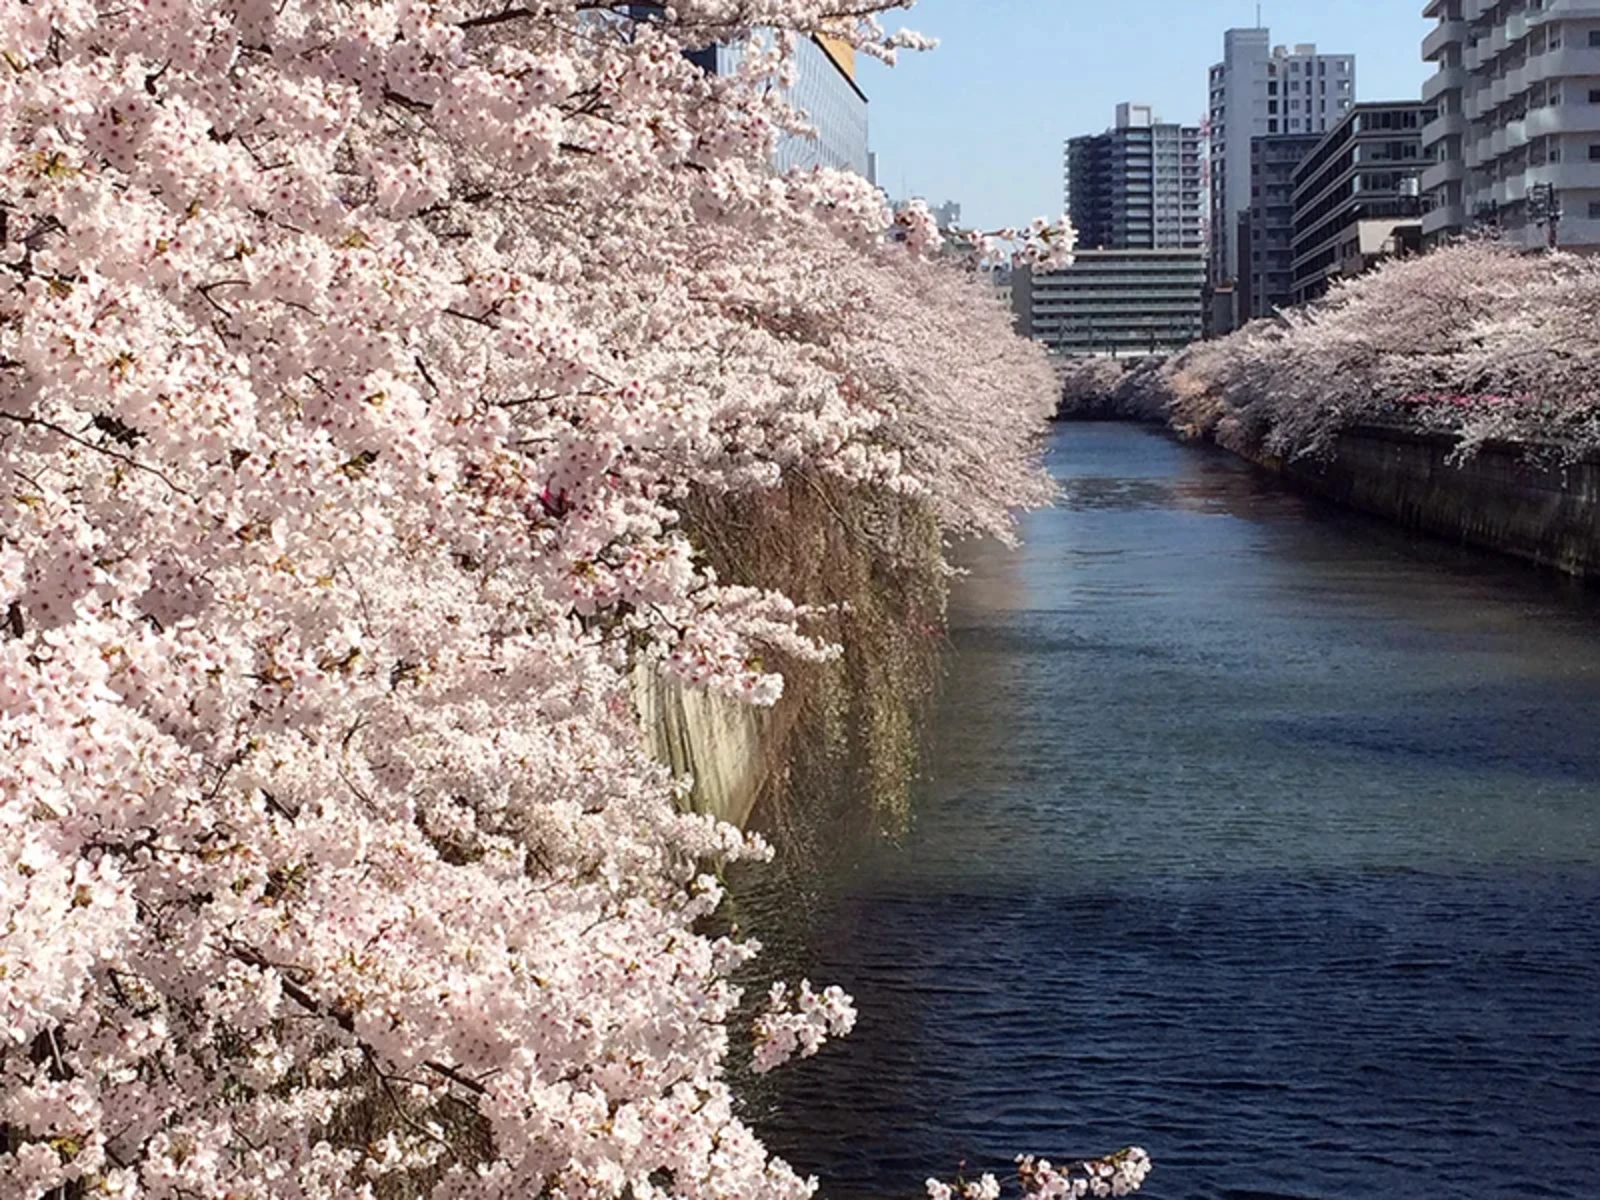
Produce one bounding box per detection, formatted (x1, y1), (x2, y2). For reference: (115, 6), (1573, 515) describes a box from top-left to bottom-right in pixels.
(1590, 88), (1600, 103)
(1589, 201), (1600, 218)
(1591, 30), (1600, 47)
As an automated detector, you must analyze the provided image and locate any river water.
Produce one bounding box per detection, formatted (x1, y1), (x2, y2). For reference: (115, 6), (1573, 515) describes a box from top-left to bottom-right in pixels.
(742, 423), (1600, 1200)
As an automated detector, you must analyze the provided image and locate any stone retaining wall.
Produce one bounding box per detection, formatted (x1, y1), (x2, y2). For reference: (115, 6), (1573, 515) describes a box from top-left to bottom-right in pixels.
(1273, 424), (1600, 578)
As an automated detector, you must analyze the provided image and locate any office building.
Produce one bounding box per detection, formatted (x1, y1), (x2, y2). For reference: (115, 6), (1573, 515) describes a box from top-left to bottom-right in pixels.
(1209, 30), (1357, 328)
(1290, 101), (1431, 303)
(1237, 133), (1322, 321)
(1012, 249), (1206, 358)
(686, 33), (870, 177)
(1420, 0), (1600, 250)
(1065, 103), (1205, 250)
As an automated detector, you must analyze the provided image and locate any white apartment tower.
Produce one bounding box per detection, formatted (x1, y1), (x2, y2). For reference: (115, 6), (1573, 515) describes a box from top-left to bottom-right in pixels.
(1208, 30), (1356, 329)
(1421, 0), (1600, 250)
(1064, 103), (1204, 251)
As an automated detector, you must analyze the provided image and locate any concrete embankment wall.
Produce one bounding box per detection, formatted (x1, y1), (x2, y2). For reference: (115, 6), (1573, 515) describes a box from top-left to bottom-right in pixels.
(1263, 424), (1600, 578)
(635, 478), (944, 832)
(633, 669), (775, 829)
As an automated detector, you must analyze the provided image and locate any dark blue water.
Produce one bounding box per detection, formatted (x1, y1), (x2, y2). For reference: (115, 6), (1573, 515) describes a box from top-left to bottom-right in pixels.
(744, 424), (1600, 1200)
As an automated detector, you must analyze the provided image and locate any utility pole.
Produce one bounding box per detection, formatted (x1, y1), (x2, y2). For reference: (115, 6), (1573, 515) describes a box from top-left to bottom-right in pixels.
(1528, 182), (1561, 251)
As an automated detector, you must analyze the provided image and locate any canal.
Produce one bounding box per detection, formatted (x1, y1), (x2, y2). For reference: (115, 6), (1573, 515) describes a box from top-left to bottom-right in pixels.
(741, 423), (1600, 1200)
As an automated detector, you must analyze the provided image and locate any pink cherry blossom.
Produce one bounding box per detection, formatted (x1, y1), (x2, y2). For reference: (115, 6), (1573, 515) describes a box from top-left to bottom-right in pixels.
(0, 2), (1120, 1197)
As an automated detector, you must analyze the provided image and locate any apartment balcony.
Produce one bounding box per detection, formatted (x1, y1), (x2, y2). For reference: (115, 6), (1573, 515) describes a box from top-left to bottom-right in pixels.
(1526, 103), (1600, 138)
(1529, 0), (1600, 27)
(1503, 62), (1529, 102)
(1505, 118), (1528, 151)
(1421, 202), (1467, 237)
(1463, 85), (1491, 121)
(1498, 12), (1536, 53)
(1524, 46), (1600, 86)
(1421, 109), (1468, 148)
(1498, 216), (1600, 251)
(1553, 218), (1600, 249)
(1527, 161), (1600, 190)
(1488, 175), (1530, 208)
(1421, 157), (1466, 192)
(1422, 65), (1467, 103)
(1423, 19), (1466, 61)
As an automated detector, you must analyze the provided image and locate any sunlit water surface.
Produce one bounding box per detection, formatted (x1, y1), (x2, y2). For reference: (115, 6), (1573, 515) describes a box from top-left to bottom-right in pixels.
(739, 423), (1600, 1200)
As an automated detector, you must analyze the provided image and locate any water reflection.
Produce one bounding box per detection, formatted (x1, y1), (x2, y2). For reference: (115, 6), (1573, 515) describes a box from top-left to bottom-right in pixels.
(741, 424), (1600, 1200)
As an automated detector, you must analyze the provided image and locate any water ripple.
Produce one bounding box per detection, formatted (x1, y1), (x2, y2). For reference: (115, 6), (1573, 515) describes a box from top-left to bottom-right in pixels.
(745, 425), (1600, 1200)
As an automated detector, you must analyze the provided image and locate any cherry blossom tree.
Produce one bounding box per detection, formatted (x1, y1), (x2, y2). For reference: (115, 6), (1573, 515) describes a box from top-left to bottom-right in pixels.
(0, 2), (1137, 1199)
(1154, 240), (1596, 462)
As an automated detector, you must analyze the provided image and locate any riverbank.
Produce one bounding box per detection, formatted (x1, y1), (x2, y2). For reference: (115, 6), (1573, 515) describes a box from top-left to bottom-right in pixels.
(1055, 241), (1600, 579)
(640, 474), (945, 837)
(1256, 424), (1600, 579)
(1056, 360), (1600, 580)
(1059, 392), (1600, 580)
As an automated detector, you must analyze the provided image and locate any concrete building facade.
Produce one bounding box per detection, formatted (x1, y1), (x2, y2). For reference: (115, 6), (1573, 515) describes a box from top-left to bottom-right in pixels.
(1065, 103), (1205, 250)
(1208, 30), (1357, 328)
(1290, 101), (1431, 304)
(1012, 249), (1206, 358)
(1420, 0), (1600, 250)
(1237, 133), (1323, 321)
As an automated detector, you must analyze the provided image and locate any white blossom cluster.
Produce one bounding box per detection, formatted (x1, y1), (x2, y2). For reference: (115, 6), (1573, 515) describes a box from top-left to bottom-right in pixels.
(749, 980), (858, 1073)
(0, 0), (1098, 1197)
(1151, 240), (1600, 464)
(925, 1148), (1152, 1200)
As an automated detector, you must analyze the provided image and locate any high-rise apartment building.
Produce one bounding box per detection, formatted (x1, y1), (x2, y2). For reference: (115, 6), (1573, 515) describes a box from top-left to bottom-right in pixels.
(1420, 0), (1600, 251)
(1290, 102), (1431, 303)
(1064, 103), (1205, 250)
(1208, 30), (1357, 330)
(1237, 133), (1323, 321)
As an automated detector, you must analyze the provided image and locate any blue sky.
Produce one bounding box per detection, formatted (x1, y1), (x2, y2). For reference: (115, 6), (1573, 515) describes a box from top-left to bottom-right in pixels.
(855, 0), (1433, 230)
